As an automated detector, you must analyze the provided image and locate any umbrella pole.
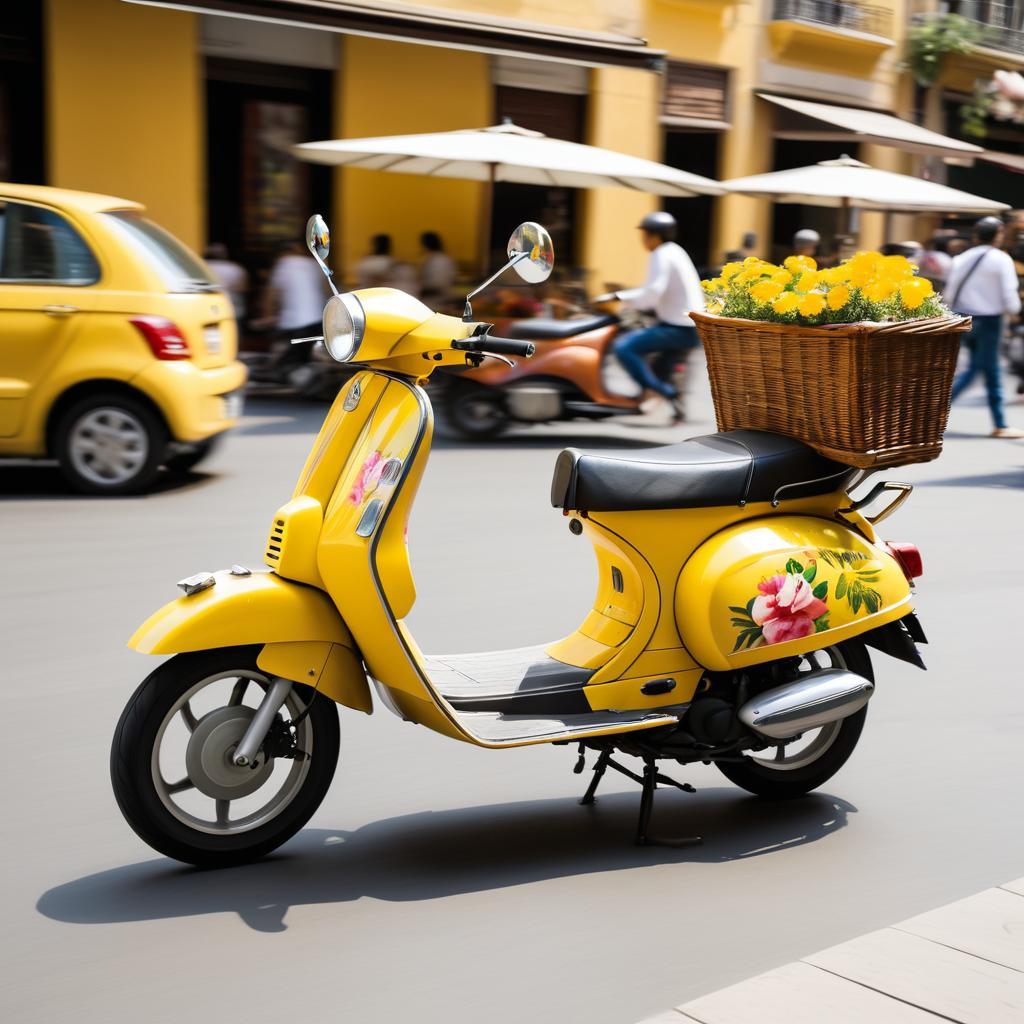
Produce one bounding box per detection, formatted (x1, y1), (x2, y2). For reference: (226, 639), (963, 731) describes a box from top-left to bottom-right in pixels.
(479, 162), (495, 273)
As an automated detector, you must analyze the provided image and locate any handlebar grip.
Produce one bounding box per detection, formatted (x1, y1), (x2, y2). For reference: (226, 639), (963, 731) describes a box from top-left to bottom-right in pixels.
(452, 337), (536, 357)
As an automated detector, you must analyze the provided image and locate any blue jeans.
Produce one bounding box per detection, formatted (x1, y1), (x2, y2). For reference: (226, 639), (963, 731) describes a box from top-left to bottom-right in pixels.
(950, 314), (1007, 430)
(613, 323), (699, 399)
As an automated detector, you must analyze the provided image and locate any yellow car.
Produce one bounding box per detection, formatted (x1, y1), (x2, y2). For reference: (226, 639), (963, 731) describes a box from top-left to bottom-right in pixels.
(0, 183), (246, 493)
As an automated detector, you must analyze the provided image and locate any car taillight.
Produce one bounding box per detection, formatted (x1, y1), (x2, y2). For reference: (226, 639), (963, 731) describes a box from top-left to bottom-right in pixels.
(130, 316), (191, 360)
(885, 542), (923, 580)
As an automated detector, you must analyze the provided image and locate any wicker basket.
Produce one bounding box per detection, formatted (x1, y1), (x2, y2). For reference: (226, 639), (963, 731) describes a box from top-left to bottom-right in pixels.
(691, 312), (970, 468)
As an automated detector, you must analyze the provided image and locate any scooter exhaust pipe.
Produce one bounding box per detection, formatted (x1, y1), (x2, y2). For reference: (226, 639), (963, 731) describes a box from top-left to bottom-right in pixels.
(738, 668), (874, 740)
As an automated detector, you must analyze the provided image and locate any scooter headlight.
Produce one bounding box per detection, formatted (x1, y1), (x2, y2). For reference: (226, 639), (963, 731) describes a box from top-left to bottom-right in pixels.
(322, 292), (365, 363)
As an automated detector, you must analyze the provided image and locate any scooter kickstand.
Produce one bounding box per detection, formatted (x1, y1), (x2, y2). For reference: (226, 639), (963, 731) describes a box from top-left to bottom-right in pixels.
(579, 749), (610, 805)
(635, 756), (702, 849)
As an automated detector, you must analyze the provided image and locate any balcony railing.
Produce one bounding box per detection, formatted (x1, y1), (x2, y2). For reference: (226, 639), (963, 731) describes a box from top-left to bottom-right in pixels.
(772, 0), (894, 40)
(946, 1), (1024, 55)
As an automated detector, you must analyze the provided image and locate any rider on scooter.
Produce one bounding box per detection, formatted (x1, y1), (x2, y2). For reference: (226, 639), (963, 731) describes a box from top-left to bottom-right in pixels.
(595, 211), (704, 422)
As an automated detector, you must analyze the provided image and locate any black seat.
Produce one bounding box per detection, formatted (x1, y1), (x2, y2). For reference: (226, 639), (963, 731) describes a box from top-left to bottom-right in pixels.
(504, 314), (617, 341)
(550, 430), (855, 512)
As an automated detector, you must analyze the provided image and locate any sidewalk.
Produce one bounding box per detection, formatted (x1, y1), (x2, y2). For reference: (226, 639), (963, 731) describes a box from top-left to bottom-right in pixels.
(639, 877), (1024, 1023)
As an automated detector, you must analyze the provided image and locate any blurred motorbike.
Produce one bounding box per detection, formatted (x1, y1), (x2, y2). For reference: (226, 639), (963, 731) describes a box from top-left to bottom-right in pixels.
(241, 328), (355, 400)
(432, 308), (686, 439)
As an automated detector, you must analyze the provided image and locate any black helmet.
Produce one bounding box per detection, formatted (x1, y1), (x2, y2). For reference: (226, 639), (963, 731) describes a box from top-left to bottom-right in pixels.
(975, 215), (1004, 243)
(638, 211), (677, 241)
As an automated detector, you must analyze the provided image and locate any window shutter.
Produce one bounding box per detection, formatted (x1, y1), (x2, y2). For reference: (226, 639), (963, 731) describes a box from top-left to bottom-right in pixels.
(662, 63), (730, 128)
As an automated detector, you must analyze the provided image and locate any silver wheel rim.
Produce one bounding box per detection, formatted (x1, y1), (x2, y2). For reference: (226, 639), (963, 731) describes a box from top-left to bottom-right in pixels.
(748, 647), (848, 772)
(150, 669), (313, 836)
(68, 407), (149, 486)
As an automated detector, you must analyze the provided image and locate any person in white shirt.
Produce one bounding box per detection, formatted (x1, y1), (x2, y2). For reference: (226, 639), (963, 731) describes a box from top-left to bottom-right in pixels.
(264, 241), (329, 370)
(204, 243), (248, 320)
(596, 212), (704, 421)
(419, 231), (456, 307)
(944, 216), (1023, 438)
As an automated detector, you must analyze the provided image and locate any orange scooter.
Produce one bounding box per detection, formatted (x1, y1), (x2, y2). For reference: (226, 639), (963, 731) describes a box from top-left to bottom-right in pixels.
(434, 310), (685, 439)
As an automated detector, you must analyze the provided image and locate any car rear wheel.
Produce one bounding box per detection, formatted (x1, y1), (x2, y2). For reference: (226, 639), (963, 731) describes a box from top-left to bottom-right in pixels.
(55, 393), (166, 495)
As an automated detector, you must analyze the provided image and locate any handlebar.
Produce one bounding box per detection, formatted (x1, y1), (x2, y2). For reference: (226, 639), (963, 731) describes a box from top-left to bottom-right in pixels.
(451, 336), (536, 357)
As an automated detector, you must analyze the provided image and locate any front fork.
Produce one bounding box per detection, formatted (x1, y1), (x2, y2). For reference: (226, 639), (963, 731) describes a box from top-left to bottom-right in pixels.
(233, 677), (293, 767)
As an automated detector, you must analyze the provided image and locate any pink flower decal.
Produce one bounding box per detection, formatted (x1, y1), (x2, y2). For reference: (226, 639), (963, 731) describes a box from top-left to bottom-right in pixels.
(752, 572), (829, 645)
(730, 554), (833, 652)
(348, 450), (385, 505)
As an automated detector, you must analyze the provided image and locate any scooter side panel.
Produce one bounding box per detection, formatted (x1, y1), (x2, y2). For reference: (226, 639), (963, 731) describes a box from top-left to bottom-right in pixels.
(675, 515), (913, 672)
(314, 374), (470, 742)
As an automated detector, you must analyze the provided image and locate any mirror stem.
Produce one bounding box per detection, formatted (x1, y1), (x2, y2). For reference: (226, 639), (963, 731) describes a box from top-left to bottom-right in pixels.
(314, 257), (340, 296)
(462, 251), (529, 319)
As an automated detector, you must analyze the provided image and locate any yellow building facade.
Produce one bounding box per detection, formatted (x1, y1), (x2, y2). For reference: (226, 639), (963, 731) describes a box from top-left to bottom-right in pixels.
(28, 0), (922, 293)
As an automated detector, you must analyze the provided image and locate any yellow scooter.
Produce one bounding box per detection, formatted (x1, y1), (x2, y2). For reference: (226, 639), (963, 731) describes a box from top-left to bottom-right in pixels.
(112, 217), (928, 867)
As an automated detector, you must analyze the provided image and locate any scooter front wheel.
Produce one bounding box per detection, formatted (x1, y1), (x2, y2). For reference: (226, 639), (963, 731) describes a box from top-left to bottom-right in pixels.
(111, 645), (339, 868)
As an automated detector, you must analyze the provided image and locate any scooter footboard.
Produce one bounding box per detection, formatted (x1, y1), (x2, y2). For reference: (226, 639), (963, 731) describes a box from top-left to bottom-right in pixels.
(676, 515), (912, 672)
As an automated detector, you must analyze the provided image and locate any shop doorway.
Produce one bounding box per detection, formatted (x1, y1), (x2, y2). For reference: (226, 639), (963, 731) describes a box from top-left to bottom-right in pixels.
(663, 130), (720, 274)
(770, 139), (857, 263)
(489, 86), (586, 272)
(0, 2), (45, 185)
(205, 58), (332, 335)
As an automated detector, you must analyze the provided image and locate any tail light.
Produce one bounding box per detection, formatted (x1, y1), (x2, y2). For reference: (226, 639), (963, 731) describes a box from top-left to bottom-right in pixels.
(885, 542), (923, 580)
(130, 316), (190, 360)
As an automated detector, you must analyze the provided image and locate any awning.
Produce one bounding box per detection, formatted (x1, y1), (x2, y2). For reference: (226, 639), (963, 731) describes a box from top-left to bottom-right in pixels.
(760, 93), (983, 158)
(977, 150), (1024, 174)
(123, 0), (666, 70)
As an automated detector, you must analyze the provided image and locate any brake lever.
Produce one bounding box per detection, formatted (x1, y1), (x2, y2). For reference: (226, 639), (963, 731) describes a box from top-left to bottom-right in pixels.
(480, 352), (515, 368)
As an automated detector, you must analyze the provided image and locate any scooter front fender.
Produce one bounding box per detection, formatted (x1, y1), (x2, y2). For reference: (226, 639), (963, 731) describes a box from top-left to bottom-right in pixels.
(128, 569), (372, 713)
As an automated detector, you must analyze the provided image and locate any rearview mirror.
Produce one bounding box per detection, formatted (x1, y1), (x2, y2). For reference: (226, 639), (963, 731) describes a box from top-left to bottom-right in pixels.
(306, 214), (330, 261)
(507, 222), (554, 284)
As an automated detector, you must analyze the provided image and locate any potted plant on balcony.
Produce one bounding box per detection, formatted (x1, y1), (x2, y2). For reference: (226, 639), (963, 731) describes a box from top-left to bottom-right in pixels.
(693, 252), (969, 468)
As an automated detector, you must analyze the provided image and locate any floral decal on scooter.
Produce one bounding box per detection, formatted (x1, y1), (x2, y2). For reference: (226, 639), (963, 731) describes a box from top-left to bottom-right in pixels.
(348, 450), (386, 505)
(729, 549), (882, 652)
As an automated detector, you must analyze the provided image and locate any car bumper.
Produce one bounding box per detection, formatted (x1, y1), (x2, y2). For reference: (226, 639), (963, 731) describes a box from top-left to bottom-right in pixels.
(131, 360), (248, 442)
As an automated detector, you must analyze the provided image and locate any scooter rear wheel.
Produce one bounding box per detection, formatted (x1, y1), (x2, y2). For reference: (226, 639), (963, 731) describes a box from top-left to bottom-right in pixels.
(111, 645), (339, 868)
(716, 641), (871, 799)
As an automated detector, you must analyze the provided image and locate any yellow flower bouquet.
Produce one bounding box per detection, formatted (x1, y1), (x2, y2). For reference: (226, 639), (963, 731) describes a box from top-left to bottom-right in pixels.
(691, 251), (970, 469)
(701, 252), (946, 326)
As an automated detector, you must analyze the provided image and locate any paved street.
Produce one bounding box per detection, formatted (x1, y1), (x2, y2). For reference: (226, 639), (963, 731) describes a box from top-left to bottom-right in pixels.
(4, 361), (1024, 1024)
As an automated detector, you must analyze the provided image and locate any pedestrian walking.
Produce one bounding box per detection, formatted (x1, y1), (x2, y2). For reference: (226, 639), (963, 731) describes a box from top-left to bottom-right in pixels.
(945, 216), (1024, 438)
(792, 228), (820, 259)
(204, 243), (248, 320)
(595, 211), (703, 422)
(355, 234), (396, 289)
(264, 240), (328, 374)
(918, 235), (953, 291)
(419, 231), (456, 307)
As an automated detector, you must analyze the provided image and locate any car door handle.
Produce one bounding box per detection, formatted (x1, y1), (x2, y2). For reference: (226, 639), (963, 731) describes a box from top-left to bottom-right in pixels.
(43, 304), (78, 317)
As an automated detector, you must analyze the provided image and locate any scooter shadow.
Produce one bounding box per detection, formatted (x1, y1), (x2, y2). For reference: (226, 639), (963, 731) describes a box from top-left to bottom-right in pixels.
(38, 788), (855, 933)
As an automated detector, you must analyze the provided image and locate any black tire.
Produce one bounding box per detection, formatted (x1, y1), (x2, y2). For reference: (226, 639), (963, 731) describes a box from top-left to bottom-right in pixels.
(111, 646), (340, 868)
(165, 435), (222, 474)
(442, 382), (509, 440)
(716, 641), (872, 799)
(54, 392), (166, 495)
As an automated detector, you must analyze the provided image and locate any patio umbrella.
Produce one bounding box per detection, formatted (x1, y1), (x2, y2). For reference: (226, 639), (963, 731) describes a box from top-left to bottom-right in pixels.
(723, 155), (1008, 231)
(294, 121), (725, 267)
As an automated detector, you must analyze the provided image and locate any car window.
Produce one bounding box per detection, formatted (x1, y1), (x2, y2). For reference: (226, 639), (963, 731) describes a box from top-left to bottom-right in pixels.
(0, 201), (100, 285)
(102, 211), (217, 293)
